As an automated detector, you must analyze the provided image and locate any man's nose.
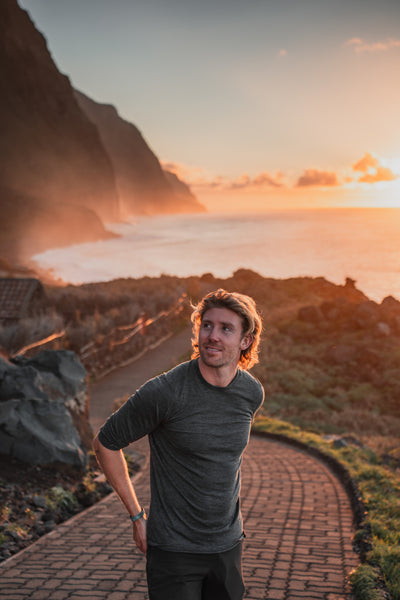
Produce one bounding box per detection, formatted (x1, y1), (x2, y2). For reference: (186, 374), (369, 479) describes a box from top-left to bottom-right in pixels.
(208, 326), (219, 341)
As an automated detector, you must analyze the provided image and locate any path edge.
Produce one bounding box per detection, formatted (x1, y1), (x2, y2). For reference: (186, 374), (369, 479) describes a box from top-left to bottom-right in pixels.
(0, 450), (150, 570)
(251, 430), (369, 556)
(251, 430), (395, 599)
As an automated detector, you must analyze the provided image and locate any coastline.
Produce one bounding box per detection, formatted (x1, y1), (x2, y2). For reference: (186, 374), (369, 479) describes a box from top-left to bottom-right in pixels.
(29, 209), (400, 302)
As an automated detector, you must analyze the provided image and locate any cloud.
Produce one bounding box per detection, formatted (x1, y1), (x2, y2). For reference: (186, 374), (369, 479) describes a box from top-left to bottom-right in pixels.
(352, 153), (398, 183)
(345, 37), (400, 54)
(162, 161), (285, 192)
(352, 152), (379, 173)
(358, 166), (397, 184)
(164, 155), (398, 194)
(227, 172), (284, 191)
(295, 169), (340, 188)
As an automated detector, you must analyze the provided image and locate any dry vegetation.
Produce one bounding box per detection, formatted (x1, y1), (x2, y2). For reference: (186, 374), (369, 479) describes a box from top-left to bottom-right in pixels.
(2, 268), (399, 450)
(1, 269), (399, 596)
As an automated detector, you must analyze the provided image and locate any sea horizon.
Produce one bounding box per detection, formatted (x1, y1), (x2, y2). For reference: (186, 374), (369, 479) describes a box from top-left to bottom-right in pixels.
(32, 207), (400, 303)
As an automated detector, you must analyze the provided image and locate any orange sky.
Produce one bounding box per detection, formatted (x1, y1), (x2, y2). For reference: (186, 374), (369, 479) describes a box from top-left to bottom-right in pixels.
(20, 0), (400, 211)
(164, 153), (400, 212)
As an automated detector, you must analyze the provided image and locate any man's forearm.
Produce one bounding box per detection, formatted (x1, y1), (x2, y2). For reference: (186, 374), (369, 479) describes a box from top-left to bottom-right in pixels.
(93, 435), (141, 514)
(93, 435), (147, 553)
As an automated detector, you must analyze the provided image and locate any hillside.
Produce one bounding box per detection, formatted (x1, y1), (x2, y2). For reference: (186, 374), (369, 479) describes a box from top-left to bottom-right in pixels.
(75, 91), (205, 217)
(0, 0), (119, 260)
(2, 270), (399, 455)
(0, 0), (204, 267)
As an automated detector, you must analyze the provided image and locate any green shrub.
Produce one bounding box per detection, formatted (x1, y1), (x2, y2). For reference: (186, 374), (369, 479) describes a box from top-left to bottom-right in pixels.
(48, 486), (77, 511)
(253, 417), (400, 600)
(348, 565), (382, 600)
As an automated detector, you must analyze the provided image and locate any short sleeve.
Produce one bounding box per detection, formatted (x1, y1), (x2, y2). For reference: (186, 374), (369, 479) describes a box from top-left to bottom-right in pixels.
(98, 375), (170, 450)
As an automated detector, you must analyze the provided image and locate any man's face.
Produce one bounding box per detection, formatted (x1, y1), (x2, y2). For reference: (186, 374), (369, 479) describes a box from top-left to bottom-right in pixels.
(198, 307), (252, 371)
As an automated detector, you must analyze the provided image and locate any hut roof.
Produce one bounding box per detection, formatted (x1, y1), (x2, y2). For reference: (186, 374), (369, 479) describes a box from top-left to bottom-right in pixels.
(0, 278), (46, 322)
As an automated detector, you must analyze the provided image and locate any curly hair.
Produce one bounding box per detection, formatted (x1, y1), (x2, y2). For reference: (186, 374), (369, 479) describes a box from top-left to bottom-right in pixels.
(191, 288), (262, 370)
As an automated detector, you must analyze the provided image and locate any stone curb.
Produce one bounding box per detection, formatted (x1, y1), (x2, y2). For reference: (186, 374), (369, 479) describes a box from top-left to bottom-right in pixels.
(0, 449), (150, 570)
(252, 431), (368, 551)
(252, 429), (392, 600)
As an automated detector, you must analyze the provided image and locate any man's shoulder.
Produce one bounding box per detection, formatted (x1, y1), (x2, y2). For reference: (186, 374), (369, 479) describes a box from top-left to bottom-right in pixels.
(236, 369), (264, 404)
(238, 368), (263, 388)
(141, 359), (195, 396)
(162, 359), (195, 382)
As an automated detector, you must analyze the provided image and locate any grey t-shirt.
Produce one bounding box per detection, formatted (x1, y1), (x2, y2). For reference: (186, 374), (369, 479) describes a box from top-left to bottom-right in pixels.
(98, 359), (264, 553)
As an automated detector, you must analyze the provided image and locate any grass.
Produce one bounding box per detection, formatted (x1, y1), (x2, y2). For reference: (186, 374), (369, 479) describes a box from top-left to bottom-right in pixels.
(47, 486), (77, 511)
(253, 416), (400, 600)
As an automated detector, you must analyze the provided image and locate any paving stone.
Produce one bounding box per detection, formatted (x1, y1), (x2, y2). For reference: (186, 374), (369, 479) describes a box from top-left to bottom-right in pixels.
(0, 436), (359, 599)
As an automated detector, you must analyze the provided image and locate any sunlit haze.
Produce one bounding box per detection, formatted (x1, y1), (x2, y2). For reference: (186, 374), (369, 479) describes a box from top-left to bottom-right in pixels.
(19, 0), (400, 211)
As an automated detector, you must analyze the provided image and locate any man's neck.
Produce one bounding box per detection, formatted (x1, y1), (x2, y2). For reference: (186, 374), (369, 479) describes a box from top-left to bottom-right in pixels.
(198, 358), (238, 388)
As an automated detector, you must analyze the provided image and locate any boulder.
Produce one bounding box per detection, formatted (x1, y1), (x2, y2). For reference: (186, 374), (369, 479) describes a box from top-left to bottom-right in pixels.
(375, 322), (391, 337)
(0, 350), (91, 467)
(352, 300), (380, 329)
(320, 301), (340, 321)
(380, 295), (400, 314)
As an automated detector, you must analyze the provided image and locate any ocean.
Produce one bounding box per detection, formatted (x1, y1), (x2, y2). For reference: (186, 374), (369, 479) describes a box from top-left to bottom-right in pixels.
(32, 208), (400, 302)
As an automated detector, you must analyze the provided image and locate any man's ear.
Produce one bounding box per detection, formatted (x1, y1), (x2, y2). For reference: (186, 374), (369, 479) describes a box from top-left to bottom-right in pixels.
(240, 334), (253, 351)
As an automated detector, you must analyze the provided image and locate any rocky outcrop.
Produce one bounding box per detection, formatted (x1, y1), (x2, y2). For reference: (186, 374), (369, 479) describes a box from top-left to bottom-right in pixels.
(0, 1), (119, 238)
(163, 170), (203, 213)
(298, 295), (400, 338)
(0, 0), (203, 265)
(75, 91), (205, 216)
(0, 350), (91, 467)
(0, 187), (117, 263)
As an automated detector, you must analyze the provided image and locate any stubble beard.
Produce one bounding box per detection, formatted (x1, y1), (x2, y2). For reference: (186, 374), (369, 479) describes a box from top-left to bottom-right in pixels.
(199, 345), (240, 370)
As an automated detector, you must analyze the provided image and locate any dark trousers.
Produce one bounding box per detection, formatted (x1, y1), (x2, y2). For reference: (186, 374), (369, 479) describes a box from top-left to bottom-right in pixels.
(146, 542), (245, 600)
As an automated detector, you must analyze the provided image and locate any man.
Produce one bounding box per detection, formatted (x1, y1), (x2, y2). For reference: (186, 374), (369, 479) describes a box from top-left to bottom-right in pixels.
(93, 288), (264, 600)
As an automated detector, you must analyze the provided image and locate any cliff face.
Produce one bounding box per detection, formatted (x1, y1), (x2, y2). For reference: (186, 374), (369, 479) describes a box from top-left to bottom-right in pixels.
(75, 91), (205, 216)
(0, 0), (120, 229)
(0, 0), (203, 265)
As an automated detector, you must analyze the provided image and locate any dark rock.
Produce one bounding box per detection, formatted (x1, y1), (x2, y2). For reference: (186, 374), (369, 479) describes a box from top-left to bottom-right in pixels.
(0, 350), (91, 467)
(344, 277), (356, 288)
(333, 438), (348, 449)
(96, 481), (113, 496)
(0, 0), (203, 266)
(352, 300), (380, 329)
(320, 301), (340, 321)
(75, 90), (205, 217)
(164, 170), (204, 213)
(324, 434), (364, 449)
(32, 495), (47, 509)
(375, 322), (391, 337)
(75, 483), (98, 507)
(31, 523), (46, 536)
(8, 529), (25, 542)
(0, 0), (119, 262)
(380, 295), (400, 314)
(42, 520), (56, 533)
(41, 509), (57, 522)
(0, 546), (12, 559)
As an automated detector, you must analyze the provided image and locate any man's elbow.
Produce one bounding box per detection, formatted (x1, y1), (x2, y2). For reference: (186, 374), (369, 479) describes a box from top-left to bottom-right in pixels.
(93, 433), (104, 457)
(93, 434), (117, 460)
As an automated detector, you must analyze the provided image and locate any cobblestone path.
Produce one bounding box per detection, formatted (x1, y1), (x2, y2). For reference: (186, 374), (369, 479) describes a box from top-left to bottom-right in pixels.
(0, 434), (358, 599)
